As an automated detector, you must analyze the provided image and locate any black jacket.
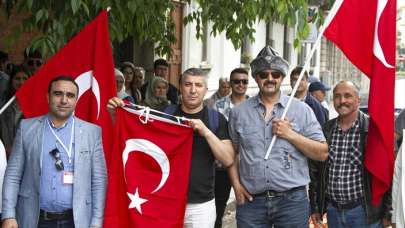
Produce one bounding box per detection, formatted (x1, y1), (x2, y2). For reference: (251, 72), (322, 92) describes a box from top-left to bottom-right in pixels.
(304, 92), (329, 125)
(309, 111), (391, 224)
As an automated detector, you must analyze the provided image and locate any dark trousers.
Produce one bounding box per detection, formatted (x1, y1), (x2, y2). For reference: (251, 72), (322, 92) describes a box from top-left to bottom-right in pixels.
(214, 169), (232, 228)
(38, 216), (75, 228)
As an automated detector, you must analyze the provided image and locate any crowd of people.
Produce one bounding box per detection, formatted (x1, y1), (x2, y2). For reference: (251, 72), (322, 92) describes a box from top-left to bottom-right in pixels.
(0, 45), (404, 228)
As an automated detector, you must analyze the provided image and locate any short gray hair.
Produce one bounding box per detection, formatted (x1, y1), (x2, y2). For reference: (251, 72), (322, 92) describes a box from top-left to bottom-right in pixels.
(333, 80), (360, 97)
(181, 68), (207, 85)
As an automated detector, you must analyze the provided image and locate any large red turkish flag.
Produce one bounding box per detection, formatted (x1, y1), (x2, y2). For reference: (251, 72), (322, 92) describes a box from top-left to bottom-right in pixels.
(324, 0), (396, 205)
(16, 11), (116, 163)
(104, 108), (193, 228)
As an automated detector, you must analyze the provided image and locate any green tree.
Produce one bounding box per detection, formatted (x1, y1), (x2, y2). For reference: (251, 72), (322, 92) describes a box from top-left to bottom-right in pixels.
(2, 0), (324, 57)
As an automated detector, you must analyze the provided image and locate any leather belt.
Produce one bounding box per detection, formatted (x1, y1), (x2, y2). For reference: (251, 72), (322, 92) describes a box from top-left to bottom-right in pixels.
(328, 198), (363, 210)
(252, 186), (306, 198)
(39, 209), (73, 221)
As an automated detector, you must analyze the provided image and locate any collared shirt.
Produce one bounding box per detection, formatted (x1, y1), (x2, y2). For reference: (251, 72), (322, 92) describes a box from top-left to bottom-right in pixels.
(204, 92), (223, 108)
(214, 95), (250, 120)
(327, 120), (363, 203)
(213, 95), (248, 169)
(40, 115), (75, 212)
(229, 93), (325, 193)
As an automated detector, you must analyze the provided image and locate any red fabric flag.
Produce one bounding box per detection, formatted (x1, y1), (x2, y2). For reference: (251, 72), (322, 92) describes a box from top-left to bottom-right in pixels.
(16, 11), (116, 163)
(324, 0), (396, 205)
(104, 108), (193, 228)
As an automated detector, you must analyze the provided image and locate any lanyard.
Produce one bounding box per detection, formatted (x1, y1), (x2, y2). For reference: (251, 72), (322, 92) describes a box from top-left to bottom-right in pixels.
(47, 117), (75, 163)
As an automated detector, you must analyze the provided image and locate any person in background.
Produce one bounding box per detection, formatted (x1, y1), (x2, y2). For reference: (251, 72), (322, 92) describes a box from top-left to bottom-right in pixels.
(212, 68), (249, 228)
(395, 109), (405, 150)
(120, 62), (136, 96)
(23, 50), (43, 75)
(140, 59), (179, 104)
(290, 66), (328, 125)
(115, 68), (135, 104)
(130, 67), (145, 103)
(309, 81), (331, 111)
(393, 141), (404, 228)
(0, 65), (29, 157)
(143, 76), (170, 111)
(204, 77), (231, 108)
(0, 51), (10, 106)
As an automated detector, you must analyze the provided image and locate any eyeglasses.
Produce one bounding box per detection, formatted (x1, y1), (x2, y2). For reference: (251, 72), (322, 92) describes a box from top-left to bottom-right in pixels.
(257, 71), (283, 80)
(49, 148), (64, 171)
(27, 59), (42, 67)
(231, 79), (249, 85)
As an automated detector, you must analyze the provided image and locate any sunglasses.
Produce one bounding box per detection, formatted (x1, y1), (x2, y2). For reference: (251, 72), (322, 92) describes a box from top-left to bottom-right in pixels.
(27, 59), (42, 67)
(50, 148), (64, 171)
(257, 71), (283, 80)
(231, 79), (249, 85)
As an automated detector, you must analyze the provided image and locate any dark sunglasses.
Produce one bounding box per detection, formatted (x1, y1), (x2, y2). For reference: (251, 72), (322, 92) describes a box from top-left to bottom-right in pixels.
(27, 59), (42, 67)
(258, 71), (283, 80)
(231, 79), (249, 85)
(50, 148), (64, 171)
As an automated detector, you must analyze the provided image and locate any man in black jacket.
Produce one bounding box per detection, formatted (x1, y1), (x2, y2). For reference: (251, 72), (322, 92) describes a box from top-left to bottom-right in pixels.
(290, 66), (328, 125)
(310, 81), (391, 227)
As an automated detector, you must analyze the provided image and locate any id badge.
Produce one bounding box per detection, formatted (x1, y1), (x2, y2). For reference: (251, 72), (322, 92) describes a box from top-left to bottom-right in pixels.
(63, 171), (74, 184)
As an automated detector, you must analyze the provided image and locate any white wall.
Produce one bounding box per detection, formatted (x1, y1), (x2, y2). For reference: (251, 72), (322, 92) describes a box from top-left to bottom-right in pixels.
(182, 1), (319, 97)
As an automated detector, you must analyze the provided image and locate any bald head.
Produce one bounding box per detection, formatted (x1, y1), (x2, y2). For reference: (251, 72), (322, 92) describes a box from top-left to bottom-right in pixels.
(333, 81), (360, 98)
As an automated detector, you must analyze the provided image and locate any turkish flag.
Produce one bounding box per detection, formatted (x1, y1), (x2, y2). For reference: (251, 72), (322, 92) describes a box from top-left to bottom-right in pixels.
(104, 108), (193, 228)
(15, 11), (116, 163)
(324, 0), (396, 205)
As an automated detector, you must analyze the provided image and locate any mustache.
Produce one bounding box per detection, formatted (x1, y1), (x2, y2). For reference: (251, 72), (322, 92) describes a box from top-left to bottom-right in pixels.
(263, 80), (277, 87)
(337, 104), (350, 109)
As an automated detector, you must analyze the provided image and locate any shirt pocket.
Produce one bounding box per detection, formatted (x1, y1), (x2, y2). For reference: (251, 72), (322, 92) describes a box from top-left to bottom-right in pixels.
(237, 127), (260, 152)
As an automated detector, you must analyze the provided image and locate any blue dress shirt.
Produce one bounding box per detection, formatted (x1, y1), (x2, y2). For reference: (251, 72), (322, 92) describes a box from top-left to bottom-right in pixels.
(39, 115), (75, 212)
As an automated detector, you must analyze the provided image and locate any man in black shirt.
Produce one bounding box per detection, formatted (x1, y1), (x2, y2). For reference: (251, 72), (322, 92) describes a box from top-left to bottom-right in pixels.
(108, 67), (235, 228)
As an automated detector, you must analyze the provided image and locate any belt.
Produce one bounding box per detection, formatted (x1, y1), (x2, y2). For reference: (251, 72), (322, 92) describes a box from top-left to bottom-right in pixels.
(328, 198), (363, 210)
(252, 186), (306, 198)
(39, 209), (73, 221)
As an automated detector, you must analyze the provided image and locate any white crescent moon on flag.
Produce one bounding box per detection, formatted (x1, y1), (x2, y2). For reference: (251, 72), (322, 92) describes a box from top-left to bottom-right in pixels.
(122, 138), (170, 193)
(373, 0), (394, 68)
(75, 70), (101, 119)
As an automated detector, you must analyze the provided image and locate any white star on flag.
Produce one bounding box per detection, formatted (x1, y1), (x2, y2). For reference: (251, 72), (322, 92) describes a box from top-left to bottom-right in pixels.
(127, 188), (148, 214)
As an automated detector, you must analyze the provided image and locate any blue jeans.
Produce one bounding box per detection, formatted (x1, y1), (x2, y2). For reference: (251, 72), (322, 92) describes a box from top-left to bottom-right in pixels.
(327, 204), (382, 228)
(37, 217), (75, 228)
(236, 188), (309, 228)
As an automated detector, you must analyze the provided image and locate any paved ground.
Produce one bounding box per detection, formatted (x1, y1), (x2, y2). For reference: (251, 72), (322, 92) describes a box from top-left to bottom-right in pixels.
(222, 199), (237, 228)
(222, 190), (237, 228)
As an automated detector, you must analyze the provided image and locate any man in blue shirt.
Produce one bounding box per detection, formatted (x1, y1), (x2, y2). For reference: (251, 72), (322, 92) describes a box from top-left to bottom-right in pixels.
(2, 76), (107, 228)
(228, 46), (328, 227)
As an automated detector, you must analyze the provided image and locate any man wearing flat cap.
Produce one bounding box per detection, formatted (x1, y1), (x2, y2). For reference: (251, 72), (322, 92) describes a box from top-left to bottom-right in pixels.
(228, 46), (328, 227)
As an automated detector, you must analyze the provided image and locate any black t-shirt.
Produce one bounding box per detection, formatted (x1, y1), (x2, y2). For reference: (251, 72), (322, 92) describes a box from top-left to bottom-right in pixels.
(174, 106), (230, 203)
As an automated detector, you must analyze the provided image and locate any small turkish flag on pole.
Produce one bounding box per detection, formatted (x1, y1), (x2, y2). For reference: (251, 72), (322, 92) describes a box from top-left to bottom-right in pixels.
(16, 11), (116, 164)
(104, 108), (193, 228)
(324, 0), (396, 205)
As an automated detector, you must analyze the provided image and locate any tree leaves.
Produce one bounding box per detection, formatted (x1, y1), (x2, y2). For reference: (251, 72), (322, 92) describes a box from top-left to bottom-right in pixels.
(186, 0), (311, 49)
(3, 0), (316, 57)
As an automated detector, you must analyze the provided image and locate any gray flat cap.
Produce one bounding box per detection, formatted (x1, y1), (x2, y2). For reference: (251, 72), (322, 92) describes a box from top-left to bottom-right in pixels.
(250, 46), (289, 78)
